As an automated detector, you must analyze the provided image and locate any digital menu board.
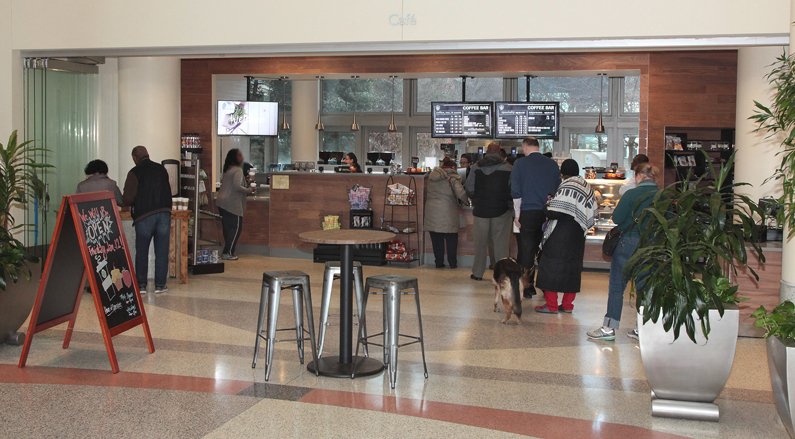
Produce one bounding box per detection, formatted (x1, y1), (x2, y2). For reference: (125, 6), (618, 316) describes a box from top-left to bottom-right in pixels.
(431, 102), (493, 138)
(495, 102), (560, 139)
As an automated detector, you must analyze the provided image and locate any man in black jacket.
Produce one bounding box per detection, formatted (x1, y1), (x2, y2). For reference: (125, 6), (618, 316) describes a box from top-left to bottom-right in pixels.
(464, 142), (513, 281)
(122, 146), (173, 294)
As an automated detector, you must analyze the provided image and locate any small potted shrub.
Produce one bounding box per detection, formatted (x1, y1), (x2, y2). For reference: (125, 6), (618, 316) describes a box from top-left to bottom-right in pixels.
(0, 130), (50, 345)
(626, 152), (763, 421)
(751, 302), (795, 437)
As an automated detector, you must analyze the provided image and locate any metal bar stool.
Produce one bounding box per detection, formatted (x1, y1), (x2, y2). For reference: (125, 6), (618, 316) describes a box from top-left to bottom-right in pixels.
(252, 270), (319, 381)
(318, 261), (368, 357)
(353, 274), (428, 388)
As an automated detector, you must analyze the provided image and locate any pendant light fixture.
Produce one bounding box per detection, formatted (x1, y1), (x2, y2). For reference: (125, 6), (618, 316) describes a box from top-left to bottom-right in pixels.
(388, 75), (398, 132)
(315, 76), (325, 131)
(595, 73), (606, 134)
(350, 75), (360, 131)
(279, 76), (290, 131)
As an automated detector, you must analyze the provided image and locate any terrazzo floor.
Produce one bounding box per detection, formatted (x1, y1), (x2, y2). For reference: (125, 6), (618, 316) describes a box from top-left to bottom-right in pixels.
(0, 254), (786, 438)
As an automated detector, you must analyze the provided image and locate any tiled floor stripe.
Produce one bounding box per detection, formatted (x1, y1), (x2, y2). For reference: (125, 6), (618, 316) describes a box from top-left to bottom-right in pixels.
(299, 388), (690, 439)
(1, 364), (687, 438)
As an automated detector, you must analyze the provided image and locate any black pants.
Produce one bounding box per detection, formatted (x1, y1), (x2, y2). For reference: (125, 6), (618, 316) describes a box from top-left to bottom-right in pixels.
(514, 233), (523, 263)
(219, 207), (243, 255)
(519, 210), (547, 285)
(429, 232), (459, 267)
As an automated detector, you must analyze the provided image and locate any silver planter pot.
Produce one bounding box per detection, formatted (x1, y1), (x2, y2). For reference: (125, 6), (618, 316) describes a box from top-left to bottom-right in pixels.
(638, 304), (739, 422)
(767, 336), (795, 438)
(0, 262), (42, 345)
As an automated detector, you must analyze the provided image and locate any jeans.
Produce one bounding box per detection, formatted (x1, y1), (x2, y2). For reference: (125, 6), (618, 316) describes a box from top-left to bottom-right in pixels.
(473, 211), (512, 278)
(134, 211), (171, 289)
(519, 210), (546, 285)
(604, 235), (640, 329)
(219, 208), (243, 255)
(429, 232), (458, 267)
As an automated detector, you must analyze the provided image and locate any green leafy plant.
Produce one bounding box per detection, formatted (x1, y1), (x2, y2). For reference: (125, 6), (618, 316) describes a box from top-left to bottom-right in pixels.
(0, 130), (50, 290)
(626, 151), (764, 342)
(750, 51), (795, 238)
(751, 301), (795, 339)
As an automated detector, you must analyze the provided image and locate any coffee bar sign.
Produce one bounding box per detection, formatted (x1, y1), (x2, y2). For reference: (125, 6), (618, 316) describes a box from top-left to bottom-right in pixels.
(389, 13), (416, 26)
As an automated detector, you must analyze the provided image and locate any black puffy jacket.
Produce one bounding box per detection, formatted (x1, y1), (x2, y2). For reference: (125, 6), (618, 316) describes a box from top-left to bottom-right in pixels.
(122, 158), (172, 222)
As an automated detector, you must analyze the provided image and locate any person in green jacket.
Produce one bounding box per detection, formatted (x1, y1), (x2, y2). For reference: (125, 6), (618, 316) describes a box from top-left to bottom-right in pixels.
(588, 163), (660, 341)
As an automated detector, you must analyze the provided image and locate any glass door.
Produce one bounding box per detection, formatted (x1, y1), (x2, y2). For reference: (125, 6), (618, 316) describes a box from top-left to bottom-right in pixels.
(24, 66), (99, 246)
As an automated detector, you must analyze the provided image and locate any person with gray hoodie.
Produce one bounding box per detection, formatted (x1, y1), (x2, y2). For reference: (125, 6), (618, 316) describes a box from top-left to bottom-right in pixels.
(464, 142), (513, 281)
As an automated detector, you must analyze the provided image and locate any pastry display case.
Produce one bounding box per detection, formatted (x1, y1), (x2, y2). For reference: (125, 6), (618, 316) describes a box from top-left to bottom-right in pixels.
(585, 178), (630, 242)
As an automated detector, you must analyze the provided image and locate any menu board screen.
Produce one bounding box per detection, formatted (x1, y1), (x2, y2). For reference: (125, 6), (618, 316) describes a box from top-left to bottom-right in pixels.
(495, 102), (560, 139)
(431, 102), (493, 138)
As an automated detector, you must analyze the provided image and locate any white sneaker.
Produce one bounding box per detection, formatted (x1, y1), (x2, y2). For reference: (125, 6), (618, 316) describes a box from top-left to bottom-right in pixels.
(627, 326), (639, 341)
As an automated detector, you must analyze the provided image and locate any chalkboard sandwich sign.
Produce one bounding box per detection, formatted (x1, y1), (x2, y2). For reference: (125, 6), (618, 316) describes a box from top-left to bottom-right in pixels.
(18, 192), (154, 373)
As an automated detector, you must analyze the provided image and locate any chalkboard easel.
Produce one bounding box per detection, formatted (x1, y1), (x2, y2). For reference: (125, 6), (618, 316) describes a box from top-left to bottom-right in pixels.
(18, 192), (155, 373)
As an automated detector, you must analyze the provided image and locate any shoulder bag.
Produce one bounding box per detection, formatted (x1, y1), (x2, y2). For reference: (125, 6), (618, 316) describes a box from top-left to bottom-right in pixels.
(602, 226), (623, 256)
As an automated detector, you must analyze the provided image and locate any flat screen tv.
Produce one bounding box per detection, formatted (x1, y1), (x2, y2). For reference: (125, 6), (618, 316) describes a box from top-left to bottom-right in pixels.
(431, 102), (493, 138)
(217, 101), (279, 136)
(495, 102), (559, 139)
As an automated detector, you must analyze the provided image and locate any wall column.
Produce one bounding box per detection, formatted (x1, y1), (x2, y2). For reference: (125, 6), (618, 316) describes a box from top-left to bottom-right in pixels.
(118, 56), (181, 178)
(289, 79), (320, 163)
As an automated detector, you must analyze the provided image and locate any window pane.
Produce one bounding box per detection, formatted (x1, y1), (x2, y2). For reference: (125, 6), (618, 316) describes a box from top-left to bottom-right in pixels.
(569, 133), (608, 169)
(518, 77), (609, 113)
(416, 133), (452, 167)
(322, 132), (356, 152)
(323, 79), (403, 113)
(465, 77), (503, 102)
(539, 139), (554, 155)
(623, 77), (641, 113)
(416, 78), (462, 113)
(623, 134), (639, 171)
(277, 131), (291, 164)
(369, 132), (403, 165)
(248, 79), (291, 111)
(570, 133), (608, 152)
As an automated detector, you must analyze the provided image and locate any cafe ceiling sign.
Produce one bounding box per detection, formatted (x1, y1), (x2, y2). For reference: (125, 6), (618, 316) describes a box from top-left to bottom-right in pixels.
(389, 13), (417, 26)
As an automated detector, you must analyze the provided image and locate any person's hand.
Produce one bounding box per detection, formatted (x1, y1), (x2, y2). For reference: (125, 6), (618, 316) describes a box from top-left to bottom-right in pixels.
(514, 218), (521, 230)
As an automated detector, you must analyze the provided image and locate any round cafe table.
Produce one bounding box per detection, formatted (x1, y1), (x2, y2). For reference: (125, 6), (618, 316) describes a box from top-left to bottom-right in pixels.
(299, 229), (395, 378)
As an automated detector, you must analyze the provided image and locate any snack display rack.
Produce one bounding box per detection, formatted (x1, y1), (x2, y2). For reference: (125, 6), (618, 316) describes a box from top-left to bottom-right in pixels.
(381, 176), (419, 266)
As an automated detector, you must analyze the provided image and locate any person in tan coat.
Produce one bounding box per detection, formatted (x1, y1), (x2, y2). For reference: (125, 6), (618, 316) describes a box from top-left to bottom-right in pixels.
(424, 157), (468, 268)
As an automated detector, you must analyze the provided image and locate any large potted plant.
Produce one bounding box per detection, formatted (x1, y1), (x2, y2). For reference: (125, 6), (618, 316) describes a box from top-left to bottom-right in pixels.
(750, 51), (795, 438)
(0, 130), (49, 345)
(626, 152), (764, 421)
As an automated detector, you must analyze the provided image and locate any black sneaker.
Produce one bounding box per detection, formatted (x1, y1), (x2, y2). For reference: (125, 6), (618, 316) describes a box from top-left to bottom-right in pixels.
(470, 274), (483, 281)
(154, 285), (168, 294)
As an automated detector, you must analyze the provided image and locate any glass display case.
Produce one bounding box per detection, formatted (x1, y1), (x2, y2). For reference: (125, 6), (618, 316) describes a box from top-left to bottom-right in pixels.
(585, 178), (630, 241)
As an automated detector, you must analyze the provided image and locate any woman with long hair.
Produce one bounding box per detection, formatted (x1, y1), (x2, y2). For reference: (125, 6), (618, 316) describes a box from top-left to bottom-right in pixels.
(216, 148), (253, 260)
(534, 159), (598, 314)
(343, 152), (362, 173)
(588, 163), (661, 340)
(424, 157), (468, 268)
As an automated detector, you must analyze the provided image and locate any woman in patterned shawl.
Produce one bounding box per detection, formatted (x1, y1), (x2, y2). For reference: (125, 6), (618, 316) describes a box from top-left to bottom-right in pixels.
(534, 159), (598, 314)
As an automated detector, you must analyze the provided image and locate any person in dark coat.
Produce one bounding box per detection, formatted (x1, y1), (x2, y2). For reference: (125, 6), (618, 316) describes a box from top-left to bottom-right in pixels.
(534, 159), (598, 314)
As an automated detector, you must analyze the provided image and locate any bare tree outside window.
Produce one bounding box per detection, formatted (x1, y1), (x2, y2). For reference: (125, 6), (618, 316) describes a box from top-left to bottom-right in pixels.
(323, 79), (404, 113)
(322, 132), (356, 152)
(416, 133), (452, 166)
(518, 77), (609, 113)
(416, 77), (504, 113)
(369, 132), (403, 164)
(623, 77), (641, 113)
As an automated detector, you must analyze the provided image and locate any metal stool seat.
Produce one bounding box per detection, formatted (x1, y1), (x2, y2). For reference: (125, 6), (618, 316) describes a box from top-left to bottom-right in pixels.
(354, 274), (428, 388)
(252, 270), (319, 381)
(318, 261), (367, 357)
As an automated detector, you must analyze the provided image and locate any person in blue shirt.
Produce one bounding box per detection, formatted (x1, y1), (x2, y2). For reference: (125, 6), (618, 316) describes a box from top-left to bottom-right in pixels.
(510, 137), (561, 298)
